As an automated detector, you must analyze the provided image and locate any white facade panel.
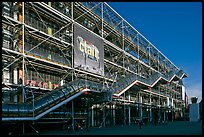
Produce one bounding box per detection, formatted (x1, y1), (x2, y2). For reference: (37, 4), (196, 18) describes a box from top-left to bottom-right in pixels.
(172, 98), (173, 107)
(3, 69), (10, 83)
(140, 96), (142, 103)
(13, 69), (18, 84)
(167, 97), (169, 107)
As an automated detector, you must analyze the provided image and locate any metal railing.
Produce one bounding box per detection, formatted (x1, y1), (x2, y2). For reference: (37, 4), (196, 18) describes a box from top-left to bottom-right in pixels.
(2, 69), (185, 120)
(2, 78), (108, 120)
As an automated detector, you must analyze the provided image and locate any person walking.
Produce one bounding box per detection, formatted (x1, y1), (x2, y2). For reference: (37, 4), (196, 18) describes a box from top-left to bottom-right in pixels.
(139, 119), (142, 129)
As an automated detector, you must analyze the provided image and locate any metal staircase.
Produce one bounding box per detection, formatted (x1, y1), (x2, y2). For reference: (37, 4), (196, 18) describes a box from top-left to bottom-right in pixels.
(113, 70), (186, 96)
(2, 70), (186, 121)
(2, 79), (108, 121)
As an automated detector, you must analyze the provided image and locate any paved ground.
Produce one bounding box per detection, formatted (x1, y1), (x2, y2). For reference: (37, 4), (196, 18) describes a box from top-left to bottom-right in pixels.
(16, 121), (202, 135)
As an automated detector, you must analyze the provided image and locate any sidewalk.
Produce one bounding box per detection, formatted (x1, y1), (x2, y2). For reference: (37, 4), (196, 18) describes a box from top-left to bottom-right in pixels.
(22, 121), (202, 135)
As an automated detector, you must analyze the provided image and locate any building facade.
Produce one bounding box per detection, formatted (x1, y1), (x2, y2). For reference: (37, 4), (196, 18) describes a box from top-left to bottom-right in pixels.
(2, 2), (187, 133)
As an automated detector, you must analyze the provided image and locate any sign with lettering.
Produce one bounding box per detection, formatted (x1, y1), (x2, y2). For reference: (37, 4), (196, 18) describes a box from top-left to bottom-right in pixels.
(74, 24), (104, 75)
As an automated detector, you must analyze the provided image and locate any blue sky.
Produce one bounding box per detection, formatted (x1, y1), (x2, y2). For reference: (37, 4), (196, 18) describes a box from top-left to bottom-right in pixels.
(108, 2), (202, 103)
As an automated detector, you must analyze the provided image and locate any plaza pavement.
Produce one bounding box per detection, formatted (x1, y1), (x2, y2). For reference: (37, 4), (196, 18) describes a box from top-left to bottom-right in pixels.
(18, 121), (202, 135)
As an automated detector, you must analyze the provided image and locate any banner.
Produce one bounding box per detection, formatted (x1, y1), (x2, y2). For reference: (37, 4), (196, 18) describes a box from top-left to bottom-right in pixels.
(74, 24), (104, 75)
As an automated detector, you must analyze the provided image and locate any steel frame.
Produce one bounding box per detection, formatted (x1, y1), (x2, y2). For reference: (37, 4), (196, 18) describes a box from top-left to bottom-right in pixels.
(2, 2), (187, 126)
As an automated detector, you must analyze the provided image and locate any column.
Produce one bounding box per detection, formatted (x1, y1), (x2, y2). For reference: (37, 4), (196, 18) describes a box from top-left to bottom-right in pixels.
(113, 104), (115, 126)
(96, 104), (98, 126)
(159, 106), (161, 123)
(150, 96), (152, 123)
(164, 110), (166, 122)
(128, 106), (131, 125)
(128, 93), (131, 125)
(22, 2), (25, 104)
(110, 103), (112, 126)
(13, 69), (18, 103)
(172, 108), (174, 122)
(172, 98), (174, 122)
(140, 95), (143, 120)
(95, 104), (98, 126)
(103, 103), (105, 127)
(71, 100), (74, 130)
(91, 105), (94, 127)
(124, 104), (126, 125)
(123, 93), (126, 125)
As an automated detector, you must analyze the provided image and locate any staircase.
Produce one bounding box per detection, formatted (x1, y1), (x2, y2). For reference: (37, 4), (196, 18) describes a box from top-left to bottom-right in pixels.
(2, 70), (186, 121)
(2, 79), (108, 121)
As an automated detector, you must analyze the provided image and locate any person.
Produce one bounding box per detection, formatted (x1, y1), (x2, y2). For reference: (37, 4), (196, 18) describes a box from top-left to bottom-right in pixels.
(139, 119), (142, 129)
(86, 125), (89, 132)
(67, 125), (72, 133)
(67, 116), (73, 133)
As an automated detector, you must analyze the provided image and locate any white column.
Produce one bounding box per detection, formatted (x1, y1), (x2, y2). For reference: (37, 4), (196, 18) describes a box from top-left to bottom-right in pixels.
(22, 2), (25, 104)
(128, 106), (131, 125)
(91, 106), (94, 127)
(128, 93), (131, 101)
(113, 104), (115, 126)
(140, 96), (143, 119)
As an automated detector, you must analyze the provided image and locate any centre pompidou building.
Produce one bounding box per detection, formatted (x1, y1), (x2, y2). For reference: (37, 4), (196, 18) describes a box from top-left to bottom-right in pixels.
(2, 2), (187, 134)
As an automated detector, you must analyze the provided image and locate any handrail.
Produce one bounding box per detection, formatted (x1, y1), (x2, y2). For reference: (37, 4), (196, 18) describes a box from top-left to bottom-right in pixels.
(2, 78), (109, 120)
(2, 69), (185, 120)
(113, 69), (186, 96)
